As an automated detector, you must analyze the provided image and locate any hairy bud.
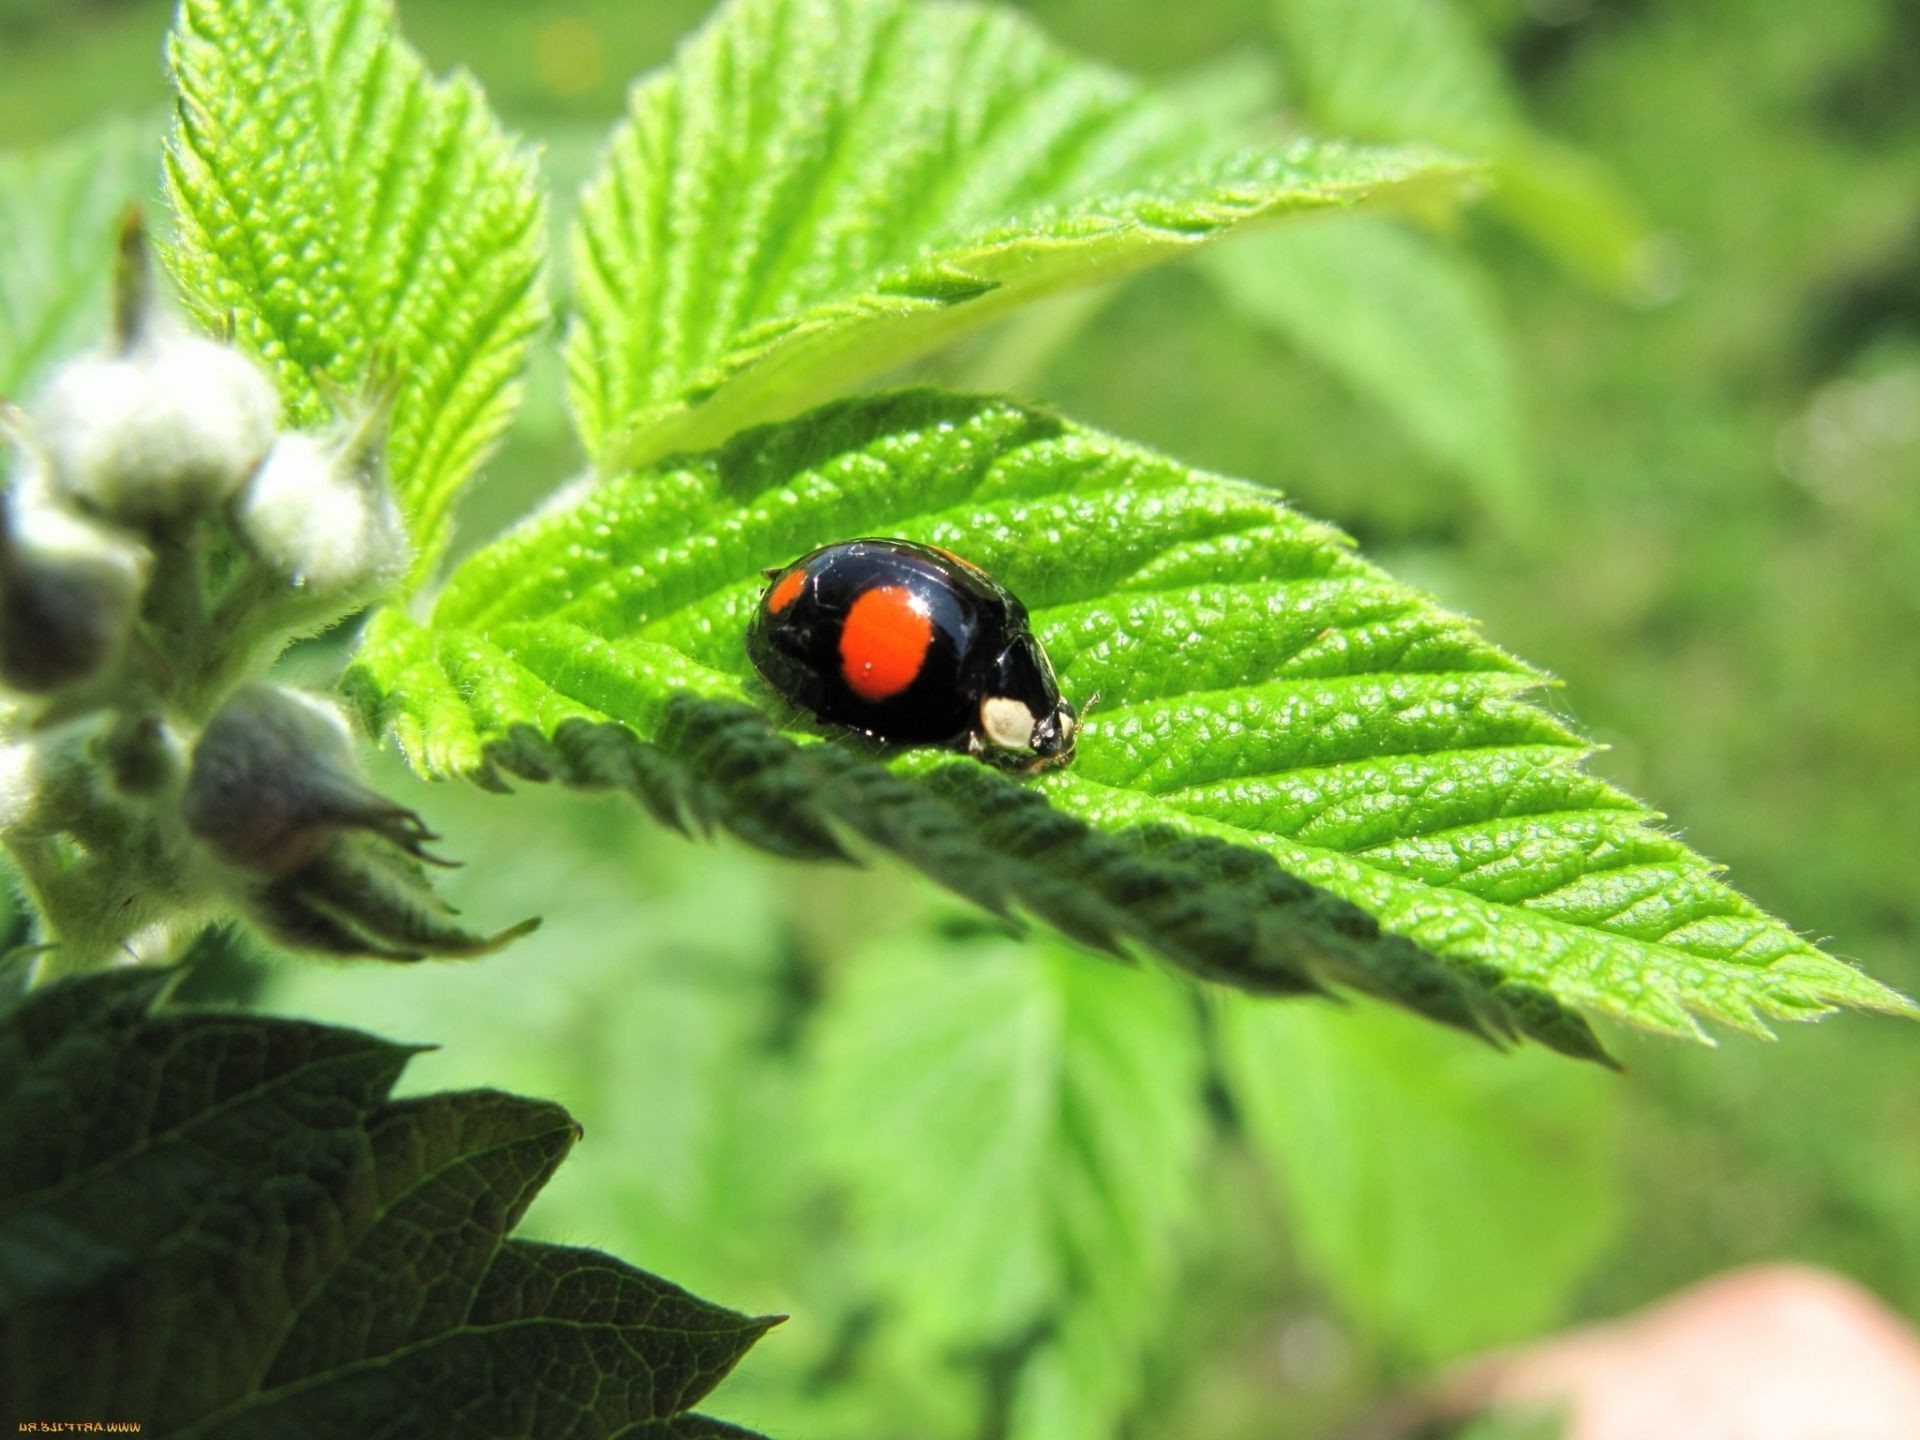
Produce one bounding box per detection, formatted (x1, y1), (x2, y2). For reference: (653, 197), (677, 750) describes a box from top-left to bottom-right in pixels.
(0, 463), (150, 695)
(183, 684), (429, 876)
(31, 217), (279, 525)
(181, 684), (535, 959)
(34, 335), (281, 524)
(235, 427), (407, 599)
(0, 739), (43, 835)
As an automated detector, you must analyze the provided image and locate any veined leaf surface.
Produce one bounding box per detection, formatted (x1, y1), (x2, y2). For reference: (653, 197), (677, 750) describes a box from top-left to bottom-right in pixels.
(346, 391), (1912, 1049)
(164, 0), (548, 582)
(568, 0), (1471, 471)
(0, 968), (777, 1437)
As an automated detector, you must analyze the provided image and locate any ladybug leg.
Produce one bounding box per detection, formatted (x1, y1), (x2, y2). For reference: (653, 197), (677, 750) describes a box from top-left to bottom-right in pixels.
(963, 730), (987, 759)
(1013, 748), (1072, 775)
(761, 566), (784, 581)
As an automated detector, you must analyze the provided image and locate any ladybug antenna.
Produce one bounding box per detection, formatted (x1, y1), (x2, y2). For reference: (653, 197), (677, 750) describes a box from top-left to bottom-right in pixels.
(1077, 691), (1102, 721)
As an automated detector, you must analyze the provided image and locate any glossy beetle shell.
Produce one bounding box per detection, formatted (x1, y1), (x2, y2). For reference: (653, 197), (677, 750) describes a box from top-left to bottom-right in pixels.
(746, 537), (1075, 767)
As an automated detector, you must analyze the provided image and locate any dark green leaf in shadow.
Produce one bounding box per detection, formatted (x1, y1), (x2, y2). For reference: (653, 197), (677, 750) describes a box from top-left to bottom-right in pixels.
(0, 969), (776, 1438)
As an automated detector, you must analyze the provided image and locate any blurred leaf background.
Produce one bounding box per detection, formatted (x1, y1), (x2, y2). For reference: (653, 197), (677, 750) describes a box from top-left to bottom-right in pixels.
(3, 0), (1917, 1435)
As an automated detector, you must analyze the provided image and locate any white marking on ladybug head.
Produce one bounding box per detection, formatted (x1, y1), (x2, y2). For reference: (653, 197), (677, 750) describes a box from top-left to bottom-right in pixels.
(980, 695), (1038, 751)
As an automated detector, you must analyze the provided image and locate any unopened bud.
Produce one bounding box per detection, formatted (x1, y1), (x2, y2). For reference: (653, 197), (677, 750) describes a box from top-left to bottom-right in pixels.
(183, 684), (430, 876)
(0, 465), (149, 695)
(234, 428), (407, 598)
(32, 218), (279, 524)
(0, 739), (42, 834)
(34, 335), (281, 524)
(183, 683), (537, 961)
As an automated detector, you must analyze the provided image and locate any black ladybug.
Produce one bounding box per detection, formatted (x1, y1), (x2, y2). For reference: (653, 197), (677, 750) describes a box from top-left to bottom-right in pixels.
(746, 538), (1078, 770)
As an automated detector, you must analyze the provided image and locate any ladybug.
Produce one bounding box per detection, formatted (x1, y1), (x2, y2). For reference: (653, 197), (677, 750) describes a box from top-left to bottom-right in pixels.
(746, 538), (1078, 770)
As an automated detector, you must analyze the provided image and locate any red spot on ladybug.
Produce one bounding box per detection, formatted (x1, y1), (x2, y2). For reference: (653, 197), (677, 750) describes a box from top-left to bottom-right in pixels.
(766, 567), (808, 614)
(838, 585), (933, 701)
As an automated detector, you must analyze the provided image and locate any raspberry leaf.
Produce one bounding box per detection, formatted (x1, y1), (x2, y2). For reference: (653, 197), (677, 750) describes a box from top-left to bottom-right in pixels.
(163, 0), (548, 584)
(0, 967), (776, 1437)
(567, 0), (1473, 472)
(345, 391), (1913, 1051)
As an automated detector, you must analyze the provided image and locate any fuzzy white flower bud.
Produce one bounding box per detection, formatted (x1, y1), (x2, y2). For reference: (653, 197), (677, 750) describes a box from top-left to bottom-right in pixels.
(0, 740), (42, 834)
(33, 330), (281, 524)
(234, 430), (407, 597)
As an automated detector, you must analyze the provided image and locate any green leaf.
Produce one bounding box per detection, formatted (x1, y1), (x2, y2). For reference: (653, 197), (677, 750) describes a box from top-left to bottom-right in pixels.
(813, 933), (1205, 1439)
(0, 968), (776, 1438)
(164, 0), (548, 583)
(567, 0), (1471, 473)
(1270, 0), (1656, 296)
(1220, 996), (1618, 1361)
(0, 117), (157, 398)
(344, 390), (1914, 1047)
(1201, 214), (1527, 514)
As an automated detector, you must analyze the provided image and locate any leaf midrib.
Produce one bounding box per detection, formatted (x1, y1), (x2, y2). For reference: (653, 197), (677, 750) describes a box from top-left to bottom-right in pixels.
(243, 1106), (574, 1397)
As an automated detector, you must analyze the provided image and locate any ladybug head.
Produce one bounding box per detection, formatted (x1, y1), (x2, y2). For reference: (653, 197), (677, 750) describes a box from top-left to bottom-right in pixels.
(980, 634), (1078, 766)
(1029, 699), (1078, 761)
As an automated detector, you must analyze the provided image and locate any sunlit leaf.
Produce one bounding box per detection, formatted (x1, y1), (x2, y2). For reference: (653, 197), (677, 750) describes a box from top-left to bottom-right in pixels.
(568, 0), (1471, 471)
(346, 391), (1911, 1047)
(164, 0), (548, 582)
(0, 968), (776, 1437)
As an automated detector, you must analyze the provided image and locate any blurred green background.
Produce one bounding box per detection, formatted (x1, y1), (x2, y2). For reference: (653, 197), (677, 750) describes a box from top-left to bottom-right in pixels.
(3, 0), (1917, 1435)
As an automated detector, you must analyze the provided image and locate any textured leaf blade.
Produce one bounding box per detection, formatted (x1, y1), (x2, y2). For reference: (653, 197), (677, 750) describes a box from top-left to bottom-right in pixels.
(1271, 0), (1655, 296)
(813, 934), (1205, 1438)
(0, 969), (776, 1437)
(567, 0), (1472, 472)
(1202, 214), (1527, 515)
(164, 0), (548, 582)
(0, 118), (157, 398)
(1221, 997), (1618, 1361)
(346, 390), (1912, 1046)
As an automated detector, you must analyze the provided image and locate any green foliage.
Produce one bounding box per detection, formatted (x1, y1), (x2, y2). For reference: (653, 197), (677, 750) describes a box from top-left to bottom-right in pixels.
(251, 771), (1631, 1439)
(567, 0), (1470, 471)
(164, 0), (549, 582)
(0, 966), (776, 1437)
(815, 933), (1205, 1440)
(1201, 214), (1525, 514)
(1270, 0), (1655, 295)
(350, 387), (1909, 1046)
(1221, 998), (1616, 1361)
(0, 116), (156, 397)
